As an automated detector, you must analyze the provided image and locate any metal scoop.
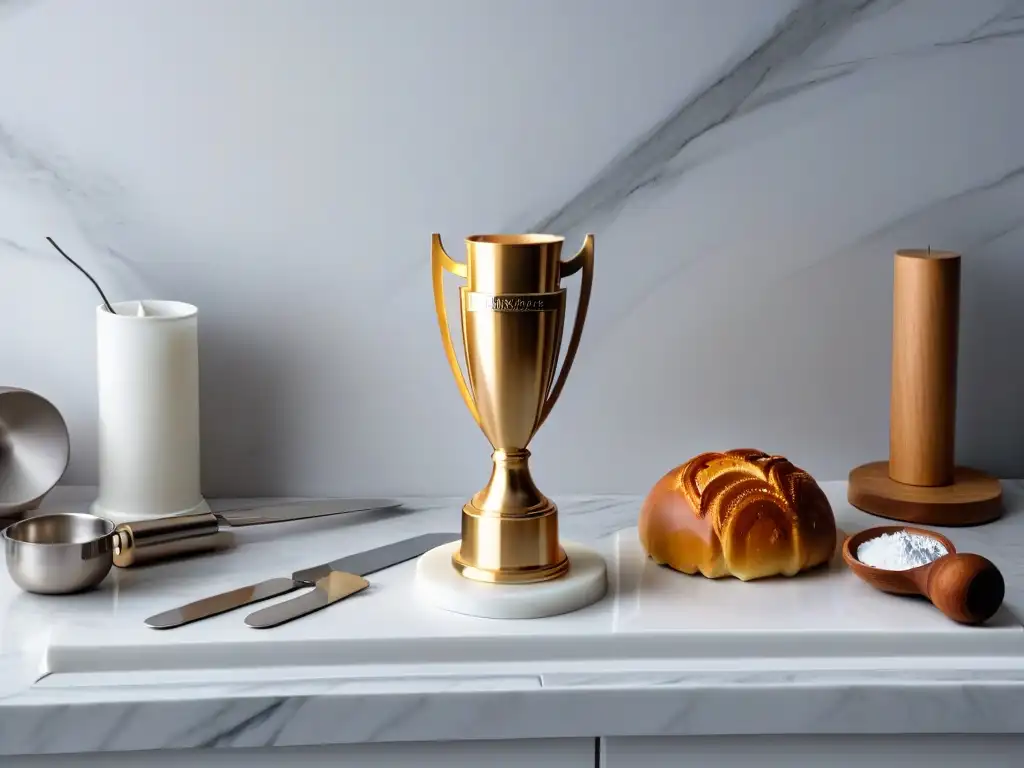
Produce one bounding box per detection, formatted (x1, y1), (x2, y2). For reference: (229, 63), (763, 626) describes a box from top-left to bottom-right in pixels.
(3, 513), (115, 594)
(2, 499), (399, 594)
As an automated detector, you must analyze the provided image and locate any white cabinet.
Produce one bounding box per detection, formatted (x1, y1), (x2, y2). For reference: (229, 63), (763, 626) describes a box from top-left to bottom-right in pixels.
(603, 735), (1024, 767)
(7, 738), (596, 768)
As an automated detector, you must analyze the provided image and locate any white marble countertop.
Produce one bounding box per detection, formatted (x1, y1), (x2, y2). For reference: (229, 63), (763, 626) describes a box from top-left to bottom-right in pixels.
(1, 481), (1023, 756)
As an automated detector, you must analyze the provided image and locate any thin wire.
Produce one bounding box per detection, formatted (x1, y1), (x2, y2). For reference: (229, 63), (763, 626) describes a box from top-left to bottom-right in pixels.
(45, 236), (117, 314)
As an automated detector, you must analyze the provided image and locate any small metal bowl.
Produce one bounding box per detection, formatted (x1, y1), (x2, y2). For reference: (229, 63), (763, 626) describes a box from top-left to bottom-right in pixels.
(3, 513), (115, 594)
(0, 387), (71, 520)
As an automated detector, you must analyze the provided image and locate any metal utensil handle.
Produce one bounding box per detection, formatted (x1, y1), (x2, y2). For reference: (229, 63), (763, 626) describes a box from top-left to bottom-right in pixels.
(113, 512), (223, 568)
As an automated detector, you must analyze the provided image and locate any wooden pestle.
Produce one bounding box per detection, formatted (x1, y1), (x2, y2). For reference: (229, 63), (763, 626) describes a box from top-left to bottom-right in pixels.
(848, 249), (1002, 526)
(889, 249), (959, 487)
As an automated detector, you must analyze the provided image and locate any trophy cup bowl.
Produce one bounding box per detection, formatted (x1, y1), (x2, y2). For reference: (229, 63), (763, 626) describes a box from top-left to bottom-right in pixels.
(414, 233), (608, 619)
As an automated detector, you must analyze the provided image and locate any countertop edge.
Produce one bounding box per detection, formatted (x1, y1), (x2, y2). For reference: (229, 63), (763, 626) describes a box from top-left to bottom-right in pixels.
(2, 482), (1023, 754)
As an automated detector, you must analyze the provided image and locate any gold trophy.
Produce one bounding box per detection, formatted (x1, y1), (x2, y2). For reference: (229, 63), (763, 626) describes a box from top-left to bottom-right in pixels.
(415, 233), (607, 618)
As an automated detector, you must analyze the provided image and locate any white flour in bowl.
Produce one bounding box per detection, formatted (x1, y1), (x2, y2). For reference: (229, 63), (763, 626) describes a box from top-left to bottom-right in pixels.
(856, 530), (948, 570)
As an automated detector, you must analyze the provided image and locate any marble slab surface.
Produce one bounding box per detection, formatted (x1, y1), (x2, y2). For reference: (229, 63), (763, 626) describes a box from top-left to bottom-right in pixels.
(1, 481), (1023, 755)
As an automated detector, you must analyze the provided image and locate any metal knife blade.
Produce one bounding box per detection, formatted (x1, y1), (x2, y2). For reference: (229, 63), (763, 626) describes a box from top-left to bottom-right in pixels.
(144, 532), (459, 629)
(214, 498), (401, 527)
(145, 577), (299, 629)
(244, 572), (369, 629)
(244, 532), (458, 629)
(289, 532), (459, 584)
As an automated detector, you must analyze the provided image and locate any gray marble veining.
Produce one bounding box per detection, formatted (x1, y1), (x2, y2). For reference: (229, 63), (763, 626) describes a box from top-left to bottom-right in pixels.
(530, 0), (893, 235)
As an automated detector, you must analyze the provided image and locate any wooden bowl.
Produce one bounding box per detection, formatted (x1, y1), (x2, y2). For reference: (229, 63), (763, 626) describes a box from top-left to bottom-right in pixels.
(842, 525), (1004, 625)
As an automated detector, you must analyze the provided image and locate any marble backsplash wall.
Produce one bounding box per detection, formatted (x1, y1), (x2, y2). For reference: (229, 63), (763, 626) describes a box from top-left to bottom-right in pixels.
(0, 0), (1022, 496)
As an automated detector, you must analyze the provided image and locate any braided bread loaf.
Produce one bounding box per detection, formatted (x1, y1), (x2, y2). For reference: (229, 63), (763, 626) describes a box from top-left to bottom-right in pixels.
(638, 449), (836, 581)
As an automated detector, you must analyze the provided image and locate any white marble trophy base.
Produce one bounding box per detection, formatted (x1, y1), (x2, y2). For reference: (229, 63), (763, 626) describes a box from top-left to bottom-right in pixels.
(90, 497), (210, 525)
(414, 540), (608, 619)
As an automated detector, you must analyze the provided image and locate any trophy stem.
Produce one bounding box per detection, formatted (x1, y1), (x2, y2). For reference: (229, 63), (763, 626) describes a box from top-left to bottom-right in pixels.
(452, 449), (569, 584)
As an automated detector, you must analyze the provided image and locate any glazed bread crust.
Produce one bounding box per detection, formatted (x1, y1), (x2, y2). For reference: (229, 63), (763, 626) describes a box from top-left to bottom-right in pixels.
(638, 449), (837, 581)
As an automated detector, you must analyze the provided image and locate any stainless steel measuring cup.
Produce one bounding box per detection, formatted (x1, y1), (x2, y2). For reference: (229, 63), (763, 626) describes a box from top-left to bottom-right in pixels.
(3, 513), (115, 594)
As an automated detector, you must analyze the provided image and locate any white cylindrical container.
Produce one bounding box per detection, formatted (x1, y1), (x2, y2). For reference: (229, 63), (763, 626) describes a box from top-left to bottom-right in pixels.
(91, 300), (209, 524)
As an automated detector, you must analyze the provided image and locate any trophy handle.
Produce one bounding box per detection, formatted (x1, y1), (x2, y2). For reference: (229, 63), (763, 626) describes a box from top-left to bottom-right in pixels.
(431, 233), (480, 426)
(538, 233), (594, 429)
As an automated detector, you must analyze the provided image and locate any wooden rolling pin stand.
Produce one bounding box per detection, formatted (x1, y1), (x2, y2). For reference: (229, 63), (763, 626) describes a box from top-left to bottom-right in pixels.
(848, 249), (1002, 526)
